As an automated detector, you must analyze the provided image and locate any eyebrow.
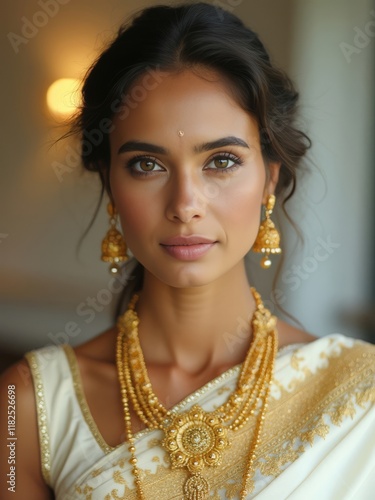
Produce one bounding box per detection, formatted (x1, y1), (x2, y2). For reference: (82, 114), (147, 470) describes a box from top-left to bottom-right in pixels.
(117, 136), (249, 155)
(118, 141), (167, 155)
(195, 136), (250, 153)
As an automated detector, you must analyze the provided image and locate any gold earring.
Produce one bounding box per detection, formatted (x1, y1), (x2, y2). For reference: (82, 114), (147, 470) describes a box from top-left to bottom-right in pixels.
(101, 202), (128, 274)
(252, 194), (282, 268)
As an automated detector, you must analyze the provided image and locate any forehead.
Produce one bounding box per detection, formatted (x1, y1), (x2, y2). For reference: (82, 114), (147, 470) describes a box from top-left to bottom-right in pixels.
(110, 69), (259, 146)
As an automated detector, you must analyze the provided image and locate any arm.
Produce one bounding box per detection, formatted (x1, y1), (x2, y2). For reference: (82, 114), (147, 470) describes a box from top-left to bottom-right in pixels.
(0, 360), (54, 499)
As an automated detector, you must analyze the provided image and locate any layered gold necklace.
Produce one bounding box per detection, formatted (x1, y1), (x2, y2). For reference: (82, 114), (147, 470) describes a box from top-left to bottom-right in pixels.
(116, 287), (278, 500)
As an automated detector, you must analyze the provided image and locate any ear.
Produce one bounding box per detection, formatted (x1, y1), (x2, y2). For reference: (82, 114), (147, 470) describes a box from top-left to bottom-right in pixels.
(262, 161), (281, 204)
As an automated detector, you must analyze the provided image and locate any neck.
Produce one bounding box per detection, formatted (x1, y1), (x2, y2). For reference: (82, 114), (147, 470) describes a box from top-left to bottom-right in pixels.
(135, 262), (256, 375)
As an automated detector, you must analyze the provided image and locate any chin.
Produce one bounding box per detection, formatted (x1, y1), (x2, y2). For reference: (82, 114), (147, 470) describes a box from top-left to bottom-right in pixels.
(163, 272), (213, 289)
(146, 263), (221, 289)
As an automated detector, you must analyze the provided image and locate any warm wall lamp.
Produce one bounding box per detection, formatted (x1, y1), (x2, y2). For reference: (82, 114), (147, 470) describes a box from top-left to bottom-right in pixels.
(46, 78), (81, 117)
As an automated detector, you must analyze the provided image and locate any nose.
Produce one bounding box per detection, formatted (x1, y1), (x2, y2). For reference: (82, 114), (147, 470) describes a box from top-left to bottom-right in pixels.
(165, 171), (207, 224)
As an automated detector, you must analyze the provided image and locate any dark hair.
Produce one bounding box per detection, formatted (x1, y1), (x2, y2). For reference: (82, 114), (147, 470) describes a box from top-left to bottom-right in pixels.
(71, 2), (311, 314)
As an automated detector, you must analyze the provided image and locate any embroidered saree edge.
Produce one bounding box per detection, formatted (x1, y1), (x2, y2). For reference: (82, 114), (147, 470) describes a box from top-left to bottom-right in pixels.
(24, 351), (52, 486)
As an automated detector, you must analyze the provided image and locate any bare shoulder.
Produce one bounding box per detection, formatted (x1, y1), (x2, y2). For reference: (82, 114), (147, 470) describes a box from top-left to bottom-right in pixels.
(0, 359), (37, 434)
(68, 327), (124, 448)
(0, 360), (53, 499)
(276, 318), (317, 349)
(0, 359), (35, 413)
(72, 327), (119, 407)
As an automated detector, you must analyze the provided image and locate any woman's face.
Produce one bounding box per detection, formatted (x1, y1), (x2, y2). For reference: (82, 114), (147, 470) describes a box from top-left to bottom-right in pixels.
(109, 69), (280, 288)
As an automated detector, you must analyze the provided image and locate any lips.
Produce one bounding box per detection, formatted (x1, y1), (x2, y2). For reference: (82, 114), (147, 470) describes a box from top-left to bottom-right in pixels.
(160, 235), (216, 246)
(160, 235), (217, 261)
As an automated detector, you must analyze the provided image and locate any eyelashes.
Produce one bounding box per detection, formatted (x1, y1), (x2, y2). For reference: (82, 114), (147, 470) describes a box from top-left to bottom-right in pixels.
(126, 155), (163, 176)
(205, 152), (244, 172)
(125, 152), (244, 177)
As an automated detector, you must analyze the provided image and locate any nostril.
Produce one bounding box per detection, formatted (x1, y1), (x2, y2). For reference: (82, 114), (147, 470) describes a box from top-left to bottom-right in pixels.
(166, 189), (206, 223)
(172, 210), (202, 224)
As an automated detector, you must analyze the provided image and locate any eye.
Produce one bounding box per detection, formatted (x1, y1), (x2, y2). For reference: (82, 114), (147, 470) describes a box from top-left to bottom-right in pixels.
(127, 156), (165, 175)
(213, 158), (234, 169)
(137, 159), (161, 172)
(204, 153), (242, 172)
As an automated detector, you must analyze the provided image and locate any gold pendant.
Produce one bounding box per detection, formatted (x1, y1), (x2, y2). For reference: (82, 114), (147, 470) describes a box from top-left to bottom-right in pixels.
(162, 405), (229, 499)
(183, 473), (209, 500)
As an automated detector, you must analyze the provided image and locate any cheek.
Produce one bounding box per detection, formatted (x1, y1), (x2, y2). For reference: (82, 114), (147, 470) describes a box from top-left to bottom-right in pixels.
(110, 171), (159, 247)
(216, 171), (265, 232)
(114, 194), (149, 240)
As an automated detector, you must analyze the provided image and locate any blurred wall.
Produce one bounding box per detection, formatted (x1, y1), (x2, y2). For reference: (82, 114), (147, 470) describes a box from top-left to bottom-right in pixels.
(0, 0), (373, 366)
(281, 0), (375, 340)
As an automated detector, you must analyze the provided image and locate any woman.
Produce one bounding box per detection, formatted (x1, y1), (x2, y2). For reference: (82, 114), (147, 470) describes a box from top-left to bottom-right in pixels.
(1, 3), (374, 499)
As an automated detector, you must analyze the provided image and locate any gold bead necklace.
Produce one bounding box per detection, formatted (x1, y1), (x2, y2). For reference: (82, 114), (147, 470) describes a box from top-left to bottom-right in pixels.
(116, 287), (278, 499)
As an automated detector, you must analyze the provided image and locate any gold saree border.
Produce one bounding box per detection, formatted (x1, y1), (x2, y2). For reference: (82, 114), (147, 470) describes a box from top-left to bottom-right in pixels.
(217, 340), (375, 494)
(25, 351), (51, 486)
(89, 339), (375, 500)
(62, 344), (115, 455)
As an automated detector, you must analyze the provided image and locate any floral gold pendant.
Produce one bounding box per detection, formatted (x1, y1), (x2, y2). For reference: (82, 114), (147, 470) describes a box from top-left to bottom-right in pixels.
(162, 405), (229, 500)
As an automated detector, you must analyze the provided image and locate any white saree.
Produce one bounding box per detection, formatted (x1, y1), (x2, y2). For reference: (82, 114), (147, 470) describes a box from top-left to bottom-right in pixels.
(25, 333), (375, 499)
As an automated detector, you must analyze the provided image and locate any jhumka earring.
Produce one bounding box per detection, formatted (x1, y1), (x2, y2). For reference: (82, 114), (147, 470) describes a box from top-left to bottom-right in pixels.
(252, 194), (282, 269)
(101, 202), (128, 274)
